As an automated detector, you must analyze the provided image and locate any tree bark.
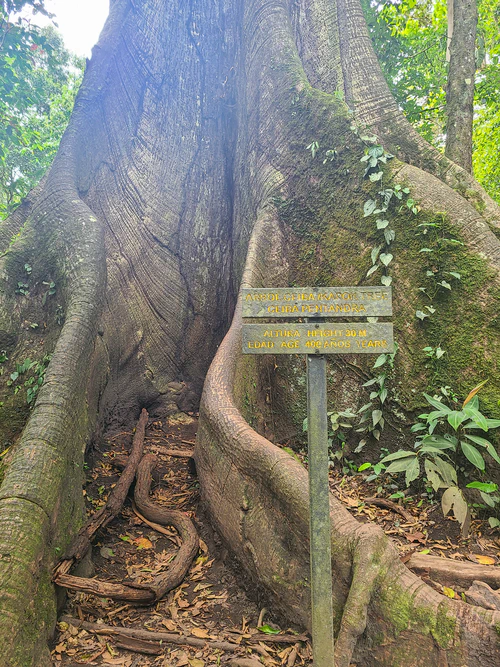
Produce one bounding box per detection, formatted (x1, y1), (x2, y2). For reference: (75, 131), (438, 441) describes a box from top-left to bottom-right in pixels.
(445, 0), (478, 172)
(0, 1), (499, 665)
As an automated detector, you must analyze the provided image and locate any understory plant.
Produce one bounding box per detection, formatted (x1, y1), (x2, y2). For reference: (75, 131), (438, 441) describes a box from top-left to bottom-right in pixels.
(379, 382), (500, 532)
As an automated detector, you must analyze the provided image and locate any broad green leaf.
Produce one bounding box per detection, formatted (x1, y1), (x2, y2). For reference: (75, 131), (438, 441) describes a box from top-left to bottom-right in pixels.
(421, 435), (455, 450)
(432, 456), (457, 486)
(463, 406), (488, 431)
(380, 450), (416, 464)
(480, 492), (496, 508)
(372, 409), (383, 426)
(379, 252), (393, 267)
(381, 275), (392, 286)
(423, 393), (452, 413)
(364, 199), (377, 217)
(405, 456), (420, 486)
(376, 218), (389, 229)
(489, 517), (500, 529)
(358, 463), (371, 472)
(460, 441), (485, 471)
(441, 486), (469, 529)
(371, 245), (382, 264)
(424, 459), (447, 491)
(385, 458), (417, 474)
(466, 481), (498, 493)
(447, 410), (467, 430)
(366, 264), (379, 277)
(465, 434), (500, 465)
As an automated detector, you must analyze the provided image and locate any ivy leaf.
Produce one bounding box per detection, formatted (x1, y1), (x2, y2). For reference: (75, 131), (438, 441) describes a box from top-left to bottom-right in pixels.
(371, 245), (382, 264)
(379, 253), (393, 267)
(381, 275), (392, 286)
(369, 171), (384, 182)
(376, 218), (389, 229)
(366, 264), (379, 277)
(372, 409), (383, 426)
(384, 228), (396, 244)
(373, 354), (387, 368)
(439, 280), (452, 290)
(415, 310), (429, 320)
(364, 199), (377, 217)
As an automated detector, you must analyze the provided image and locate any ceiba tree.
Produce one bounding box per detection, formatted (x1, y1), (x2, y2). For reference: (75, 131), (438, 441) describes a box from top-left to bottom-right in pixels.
(0, 0), (499, 665)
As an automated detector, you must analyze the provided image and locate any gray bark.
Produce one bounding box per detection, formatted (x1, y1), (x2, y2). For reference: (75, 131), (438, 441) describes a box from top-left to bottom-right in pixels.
(0, 1), (498, 665)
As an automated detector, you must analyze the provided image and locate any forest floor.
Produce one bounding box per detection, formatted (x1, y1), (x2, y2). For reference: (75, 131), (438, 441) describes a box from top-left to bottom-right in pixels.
(52, 414), (312, 667)
(52, 414), (500, 666)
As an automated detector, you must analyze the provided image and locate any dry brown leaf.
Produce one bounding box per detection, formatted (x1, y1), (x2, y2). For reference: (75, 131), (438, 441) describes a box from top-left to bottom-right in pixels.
(469, 554), (497, 565)
(191, 628), (210, 639)
(135, 537), (153, 550)
(189, 659), (205, 667)
(162, 619), (178, 631)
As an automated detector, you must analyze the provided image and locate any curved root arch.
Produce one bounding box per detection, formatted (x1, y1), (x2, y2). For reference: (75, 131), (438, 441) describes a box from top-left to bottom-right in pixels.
(196, 209), (500, 667)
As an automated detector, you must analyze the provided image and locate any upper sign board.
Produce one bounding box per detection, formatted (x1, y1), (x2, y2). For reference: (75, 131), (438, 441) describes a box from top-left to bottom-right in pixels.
(242, 287), (392, 318)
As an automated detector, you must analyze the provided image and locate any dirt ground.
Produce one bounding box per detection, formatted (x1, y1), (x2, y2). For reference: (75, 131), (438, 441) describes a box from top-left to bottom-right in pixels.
(52, 413), (500, 666)
(53, 414), (312, 667)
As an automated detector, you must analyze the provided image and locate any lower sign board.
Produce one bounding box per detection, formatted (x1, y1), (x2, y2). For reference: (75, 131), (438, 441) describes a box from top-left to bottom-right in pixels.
(242, 323), (394, 354)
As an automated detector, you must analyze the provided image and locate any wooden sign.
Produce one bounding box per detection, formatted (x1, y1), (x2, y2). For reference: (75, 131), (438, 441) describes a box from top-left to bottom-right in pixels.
(242, 323), (394, 354)
(241, 284), (395, 667)
(242, 286), (392, 318)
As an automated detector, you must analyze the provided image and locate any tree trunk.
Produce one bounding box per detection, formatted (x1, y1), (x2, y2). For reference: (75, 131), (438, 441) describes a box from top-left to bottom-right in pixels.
(445, 0), (478, 172)
(0, 1), (499, 665)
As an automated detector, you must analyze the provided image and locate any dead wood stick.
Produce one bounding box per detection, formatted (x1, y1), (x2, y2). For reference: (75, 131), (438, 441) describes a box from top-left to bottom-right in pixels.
(363, 497), (413, 522)
(54, 409), (149, 581)
(132, 500), (180, 543)
(287, 643), (301, 667)
(164, 449), (194, 458)
(54, 573), (154, 604)
(60, 617), (307, 651)
(59, 617), (242, 652)
(408, 553), (500, 589)
(113, 636), (163, 655)
(133, 453), (199, 600)
(180, 439), (196, 446)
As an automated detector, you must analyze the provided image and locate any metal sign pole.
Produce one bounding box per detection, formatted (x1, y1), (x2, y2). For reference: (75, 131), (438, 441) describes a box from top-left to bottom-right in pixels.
(306, 353), (335, 667)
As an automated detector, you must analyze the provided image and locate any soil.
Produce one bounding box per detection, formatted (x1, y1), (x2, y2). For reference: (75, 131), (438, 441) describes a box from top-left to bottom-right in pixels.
(52, 414), (500, 665)
(52, 414), (313, 667)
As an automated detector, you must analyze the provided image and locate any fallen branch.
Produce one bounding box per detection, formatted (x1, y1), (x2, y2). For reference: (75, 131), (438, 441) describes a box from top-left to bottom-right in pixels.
(54, 409), (149, 578)
(164, 449), (194, 458)
(60, 617), (308, 653)
(60, 617), (244, 652)
(408, 554), (500, 588)
(363, 497), (413, 523)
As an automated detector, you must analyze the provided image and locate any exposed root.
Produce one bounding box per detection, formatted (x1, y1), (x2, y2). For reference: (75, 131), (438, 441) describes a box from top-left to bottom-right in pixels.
(54, 410), (199, 605)
(334, 528), (388, 667)
(363, 496), (413, 523)
(133, 453), (199, 599)
(55, 409), (149, 575)
(408, 553), (500, 589)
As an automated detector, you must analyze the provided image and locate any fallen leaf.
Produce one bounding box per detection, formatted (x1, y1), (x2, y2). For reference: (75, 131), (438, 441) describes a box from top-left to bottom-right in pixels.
(443, 587), (457, 599)
(135, 537), (153, 550)
(162, 619), (178, 631)
(258, 624), (280, 635)
(469, 554), (497, 565)
(189, 659), (205, 667)
(100, 546), (116, 559)
(191, 628), (210, 639)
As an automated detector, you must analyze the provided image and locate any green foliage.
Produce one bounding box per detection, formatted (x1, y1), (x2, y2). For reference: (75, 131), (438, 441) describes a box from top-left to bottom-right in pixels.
(0, 3), (84, 217)
(378, 383), (500, 533)
(363, 0), (500, 202)
(6, 353), (51, 405)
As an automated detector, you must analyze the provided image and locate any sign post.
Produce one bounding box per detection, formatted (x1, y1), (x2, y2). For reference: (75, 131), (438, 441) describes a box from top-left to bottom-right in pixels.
(242, 286), (394, 667)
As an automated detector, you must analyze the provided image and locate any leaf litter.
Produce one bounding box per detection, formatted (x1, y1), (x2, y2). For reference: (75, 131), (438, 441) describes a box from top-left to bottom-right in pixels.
(53, 414), (311, 666)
